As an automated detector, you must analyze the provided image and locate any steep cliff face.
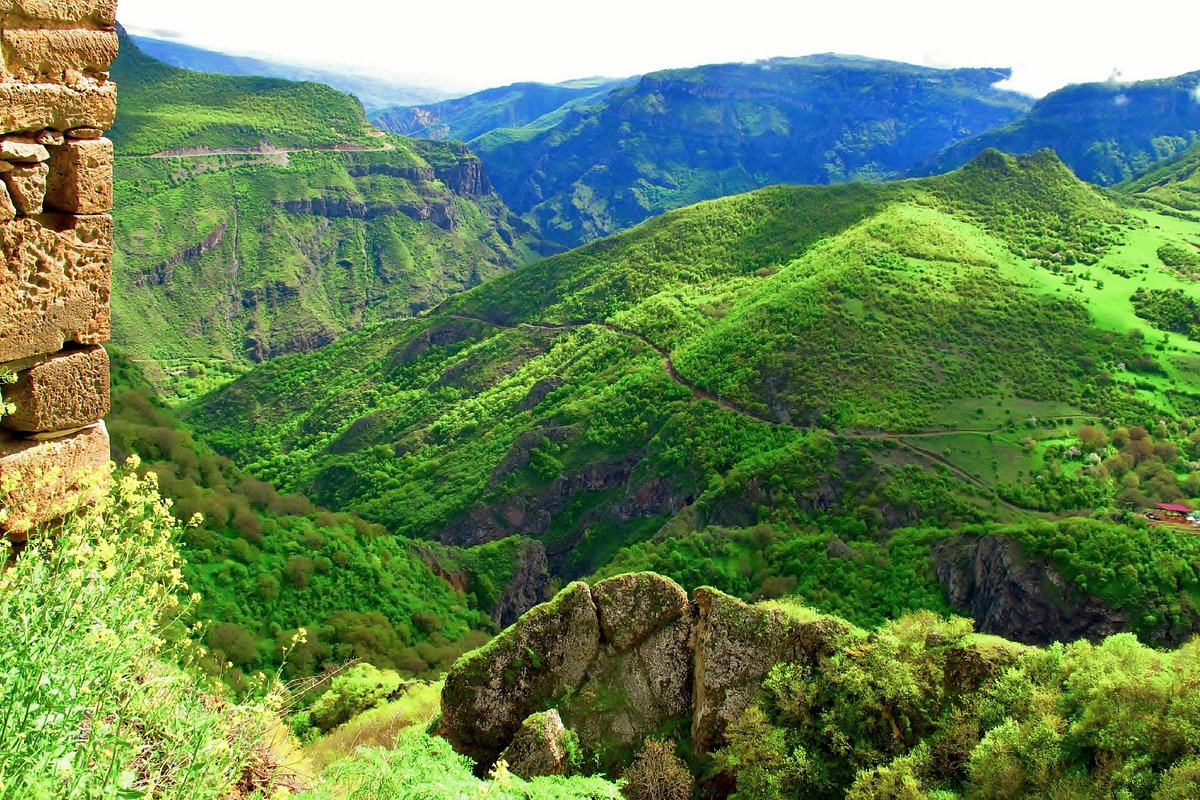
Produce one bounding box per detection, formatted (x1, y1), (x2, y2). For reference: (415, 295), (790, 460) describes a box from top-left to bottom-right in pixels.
(109, 35), (532, 372)
(932, 535), (1134, 645)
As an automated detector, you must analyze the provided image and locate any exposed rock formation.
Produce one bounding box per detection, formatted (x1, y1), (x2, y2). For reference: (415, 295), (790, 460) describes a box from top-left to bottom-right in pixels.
(498, 710), (572, 778)
(0, 0), (115, 534)
(437, 573), (853, 772)
(932, 535), (1137, 645)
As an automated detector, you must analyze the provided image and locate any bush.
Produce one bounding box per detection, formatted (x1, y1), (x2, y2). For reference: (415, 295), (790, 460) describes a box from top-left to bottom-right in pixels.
(0, 460), (288, 798)
(622, 739), (695, 800)
(296, 729), (622, 799)
(308, 663), (404, 733)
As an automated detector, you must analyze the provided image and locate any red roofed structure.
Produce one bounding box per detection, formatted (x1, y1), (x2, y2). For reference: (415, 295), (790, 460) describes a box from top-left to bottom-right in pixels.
(1154, 502), (1192, 517)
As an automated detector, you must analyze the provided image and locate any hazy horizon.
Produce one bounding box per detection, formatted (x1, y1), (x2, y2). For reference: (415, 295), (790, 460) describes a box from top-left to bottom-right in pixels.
(119, 0), (1200, 99)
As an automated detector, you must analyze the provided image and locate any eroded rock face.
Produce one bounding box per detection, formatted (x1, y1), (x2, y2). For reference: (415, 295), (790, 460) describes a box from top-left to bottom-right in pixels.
(932, 535), (1140, 646)
(437, 574), (859, 773)
(438, 581), (601, 766)
(0, 213), (112, 364)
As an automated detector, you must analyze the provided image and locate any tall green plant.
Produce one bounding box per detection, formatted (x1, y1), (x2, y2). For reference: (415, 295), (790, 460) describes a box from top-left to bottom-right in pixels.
(0, 459), (289, 799)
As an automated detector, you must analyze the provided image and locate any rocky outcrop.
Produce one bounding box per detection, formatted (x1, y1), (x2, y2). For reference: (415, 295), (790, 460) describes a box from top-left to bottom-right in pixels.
(0, 0), (116, 535)
(138, 221), (227, 287)
(498, 710), (572, 778)
(277, 197), (457, 230)
(932, 535), (1135, 646)
(437, 574), (853, 772)
(691, 588), (851, 752)
(438, 581), (601, 766)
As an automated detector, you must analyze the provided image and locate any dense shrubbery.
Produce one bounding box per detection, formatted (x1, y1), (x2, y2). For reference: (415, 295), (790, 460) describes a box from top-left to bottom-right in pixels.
(1131, 288), (1200, 340)
(717, 612), (1200, 799)
(296, 729), (622, 799)
(106, 354), (499, 682)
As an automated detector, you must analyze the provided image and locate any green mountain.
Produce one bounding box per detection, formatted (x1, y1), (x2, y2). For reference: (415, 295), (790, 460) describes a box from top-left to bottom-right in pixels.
(370, 78), (631, 142)
(466, 55), (1032, 250)
(190, 149), (1200, 641)
(918, 71), (1200, 184)
(129, 33), (454, 113)
(1121, 140), (1200, 215)
(110, 33), (533, 379)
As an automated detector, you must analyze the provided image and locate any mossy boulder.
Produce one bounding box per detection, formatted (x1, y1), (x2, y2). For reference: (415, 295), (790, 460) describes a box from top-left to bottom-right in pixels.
(593, 572), (690, 650)
(566, 574), (695, 765)
(499, 709), (573, 778)
(437, 581), (600, 765)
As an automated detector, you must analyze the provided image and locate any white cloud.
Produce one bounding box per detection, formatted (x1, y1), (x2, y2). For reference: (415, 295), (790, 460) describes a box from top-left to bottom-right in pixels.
(117, 0), (1200, 98)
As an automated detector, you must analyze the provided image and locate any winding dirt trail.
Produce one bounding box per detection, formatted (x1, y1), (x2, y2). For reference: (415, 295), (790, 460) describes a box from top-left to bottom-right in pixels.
(451, 313), (1042, 512)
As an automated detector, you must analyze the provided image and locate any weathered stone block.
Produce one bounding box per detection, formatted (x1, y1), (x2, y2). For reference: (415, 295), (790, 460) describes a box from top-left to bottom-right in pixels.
(0, 420), (109, 539)
(2, 345), (109, 432)
(2, 161), (48, 214)
(0, 137), (50, 163)
(0, 213), (112, 363)
(45, 136), (110, 213)
(0, 0), (116, 25)
(0, 183), (15, 222)
(1, 28), (119, 82)
(0, 81), (116, 133)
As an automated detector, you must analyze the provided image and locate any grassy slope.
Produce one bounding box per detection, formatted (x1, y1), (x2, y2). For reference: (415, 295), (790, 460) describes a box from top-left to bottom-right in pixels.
(190, 151), (1200, 615)
(918, 71), (1200, 184)
(112, 27), (375, 156)
(471, 55), (1031, 249)
(110, 35), (530, 388)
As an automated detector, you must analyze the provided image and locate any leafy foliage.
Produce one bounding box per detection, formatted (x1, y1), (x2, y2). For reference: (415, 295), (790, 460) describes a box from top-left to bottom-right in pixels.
(106, 352), (501, 681)
(717, 611), (1200, 799)
(296, 729), (622, 799)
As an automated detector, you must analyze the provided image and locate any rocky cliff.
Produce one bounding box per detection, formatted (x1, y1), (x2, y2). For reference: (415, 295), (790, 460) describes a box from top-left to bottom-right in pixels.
(438, 573), (857, 773)
(932, 534), (1200, 647)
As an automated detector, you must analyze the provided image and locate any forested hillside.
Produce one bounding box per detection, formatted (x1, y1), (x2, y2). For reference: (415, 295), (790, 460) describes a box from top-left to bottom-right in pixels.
(192, 149), (1200, 642)
(109, 33), (533, 380)
(919, 71), (1200, 184)
(468, 55), (1032, 249)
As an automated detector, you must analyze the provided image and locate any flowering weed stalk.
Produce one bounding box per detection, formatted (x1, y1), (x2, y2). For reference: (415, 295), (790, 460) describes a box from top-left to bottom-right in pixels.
(0, 458), (282, 799)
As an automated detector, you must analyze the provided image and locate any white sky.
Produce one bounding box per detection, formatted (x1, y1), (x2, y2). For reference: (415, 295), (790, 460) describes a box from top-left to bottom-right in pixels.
(118, 0), (1200, 98)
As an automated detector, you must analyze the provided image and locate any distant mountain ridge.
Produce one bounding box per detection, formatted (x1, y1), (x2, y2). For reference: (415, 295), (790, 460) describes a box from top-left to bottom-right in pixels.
(370, 78), (632, 142)
(463, 54), (1033, 250)
(128, 33), (455, 112)
(917, 71), (1200, 183)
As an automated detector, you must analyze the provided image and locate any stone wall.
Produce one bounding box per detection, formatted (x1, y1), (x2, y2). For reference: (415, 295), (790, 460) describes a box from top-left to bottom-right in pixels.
(0, 0), (117, 537)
